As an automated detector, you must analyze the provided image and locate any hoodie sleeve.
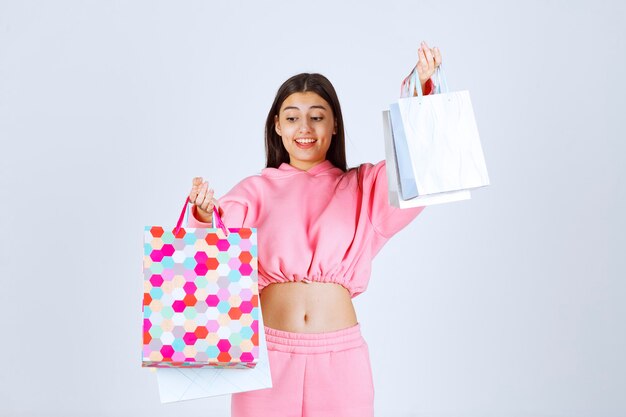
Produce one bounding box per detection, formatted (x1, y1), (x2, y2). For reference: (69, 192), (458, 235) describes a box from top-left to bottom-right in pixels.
(360, 160), (425, 240)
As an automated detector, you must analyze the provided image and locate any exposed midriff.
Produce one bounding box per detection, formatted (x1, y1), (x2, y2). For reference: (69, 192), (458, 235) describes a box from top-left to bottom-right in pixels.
(259, 281), (358, 333)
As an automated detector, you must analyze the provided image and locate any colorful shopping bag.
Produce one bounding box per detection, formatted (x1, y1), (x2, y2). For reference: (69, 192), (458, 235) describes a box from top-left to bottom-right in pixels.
(386, 64), (489, 203)
(142, 199), (260, 369)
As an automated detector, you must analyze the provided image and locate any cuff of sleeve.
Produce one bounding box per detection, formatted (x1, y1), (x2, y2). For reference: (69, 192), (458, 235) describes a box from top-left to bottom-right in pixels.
(424, 78), (434, 95)
(400, 75), (435, 97)
(188, 205), (212, 227)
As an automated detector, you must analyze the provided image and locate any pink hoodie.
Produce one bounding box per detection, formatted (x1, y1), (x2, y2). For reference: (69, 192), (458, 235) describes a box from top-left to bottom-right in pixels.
(188, 160), (424, 298)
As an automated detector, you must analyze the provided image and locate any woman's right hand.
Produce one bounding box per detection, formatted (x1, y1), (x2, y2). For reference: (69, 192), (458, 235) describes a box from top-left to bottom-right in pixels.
(189, 177), (215, 224)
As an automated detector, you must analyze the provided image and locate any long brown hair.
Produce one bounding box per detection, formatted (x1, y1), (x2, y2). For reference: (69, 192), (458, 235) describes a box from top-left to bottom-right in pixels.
(264, 73), (348, 172)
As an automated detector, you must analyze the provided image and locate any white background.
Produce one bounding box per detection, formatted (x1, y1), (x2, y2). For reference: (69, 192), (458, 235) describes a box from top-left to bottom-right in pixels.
(1, 1), (624, 416)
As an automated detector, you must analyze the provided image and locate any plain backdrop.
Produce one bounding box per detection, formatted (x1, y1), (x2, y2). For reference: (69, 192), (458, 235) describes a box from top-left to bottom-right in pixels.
(1, 1), (624, 416)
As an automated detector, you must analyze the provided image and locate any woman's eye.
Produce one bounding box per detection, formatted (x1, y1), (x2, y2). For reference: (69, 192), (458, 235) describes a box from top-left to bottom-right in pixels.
(286, 117), (297, 122)
(311, 117), (324, 121)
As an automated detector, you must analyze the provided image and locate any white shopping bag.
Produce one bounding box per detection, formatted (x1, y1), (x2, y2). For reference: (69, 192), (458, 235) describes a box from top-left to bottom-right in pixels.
(389, 64), (489, 199)
(383, 110), (471, 208)
(155, 307), (273, 403)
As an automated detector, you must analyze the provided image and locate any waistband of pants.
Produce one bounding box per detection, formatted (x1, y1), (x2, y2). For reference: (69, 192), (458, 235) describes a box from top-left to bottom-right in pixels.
(264, 323), (365, 355)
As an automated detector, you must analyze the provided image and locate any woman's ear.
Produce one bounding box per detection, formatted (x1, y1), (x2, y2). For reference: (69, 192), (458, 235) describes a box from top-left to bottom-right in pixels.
(333, 119), (337, 135)
(274, 115), (281, 136)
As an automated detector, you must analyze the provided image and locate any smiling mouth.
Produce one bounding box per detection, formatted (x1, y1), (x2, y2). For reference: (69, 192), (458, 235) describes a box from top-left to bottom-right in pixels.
(295, 138), (317, 144)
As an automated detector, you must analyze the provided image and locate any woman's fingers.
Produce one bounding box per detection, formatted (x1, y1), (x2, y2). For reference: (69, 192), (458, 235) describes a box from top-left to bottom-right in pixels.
(190, 177), (203, 201)
(193, 181), (216, 215)
(433, 46), (442, 67)
(195, 181), (208, 206)
(422, 42), (434, 72)
(189, 177), (216, 221)
(417, 46), (427, 74)
(201, 189), (215, 212)
(417, 41), (442, 83)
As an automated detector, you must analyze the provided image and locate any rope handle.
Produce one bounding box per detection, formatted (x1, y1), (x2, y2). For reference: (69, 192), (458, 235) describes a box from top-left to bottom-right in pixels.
(174, 197), (228, 236)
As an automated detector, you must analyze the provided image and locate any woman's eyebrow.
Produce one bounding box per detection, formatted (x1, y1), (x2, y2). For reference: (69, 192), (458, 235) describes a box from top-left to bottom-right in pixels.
(283, 105), (328, 111)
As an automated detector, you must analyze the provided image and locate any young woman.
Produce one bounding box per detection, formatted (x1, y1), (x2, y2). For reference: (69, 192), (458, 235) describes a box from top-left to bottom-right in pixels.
(188, 41), (442, 417)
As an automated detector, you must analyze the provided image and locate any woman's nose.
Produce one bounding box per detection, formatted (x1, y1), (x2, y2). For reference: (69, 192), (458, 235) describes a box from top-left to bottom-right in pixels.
(298, 120), (311, 132)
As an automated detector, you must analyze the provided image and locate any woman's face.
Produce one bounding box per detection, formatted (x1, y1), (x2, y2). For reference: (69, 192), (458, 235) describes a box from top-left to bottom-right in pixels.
(275, 92), (336, 171)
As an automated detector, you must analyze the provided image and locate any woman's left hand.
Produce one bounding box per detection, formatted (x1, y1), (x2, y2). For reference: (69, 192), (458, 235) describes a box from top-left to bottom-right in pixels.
(416, 40), (442, 85)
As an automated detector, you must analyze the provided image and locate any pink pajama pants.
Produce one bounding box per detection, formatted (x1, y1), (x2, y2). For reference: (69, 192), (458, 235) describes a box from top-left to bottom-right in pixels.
(231, 323), (375, 417)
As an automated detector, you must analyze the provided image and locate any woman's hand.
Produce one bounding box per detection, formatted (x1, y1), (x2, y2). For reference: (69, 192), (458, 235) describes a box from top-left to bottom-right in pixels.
(416, 40), (442, 89)
(189, 177), (216, 224)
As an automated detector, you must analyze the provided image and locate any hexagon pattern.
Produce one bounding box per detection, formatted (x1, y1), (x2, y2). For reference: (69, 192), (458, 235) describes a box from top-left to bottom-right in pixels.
(142, 226), (259, 369)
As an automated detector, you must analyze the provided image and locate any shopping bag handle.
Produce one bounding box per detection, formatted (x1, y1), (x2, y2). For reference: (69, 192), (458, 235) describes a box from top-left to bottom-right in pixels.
(174, 197), (228, 236)
(409, 63), (449, 97)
